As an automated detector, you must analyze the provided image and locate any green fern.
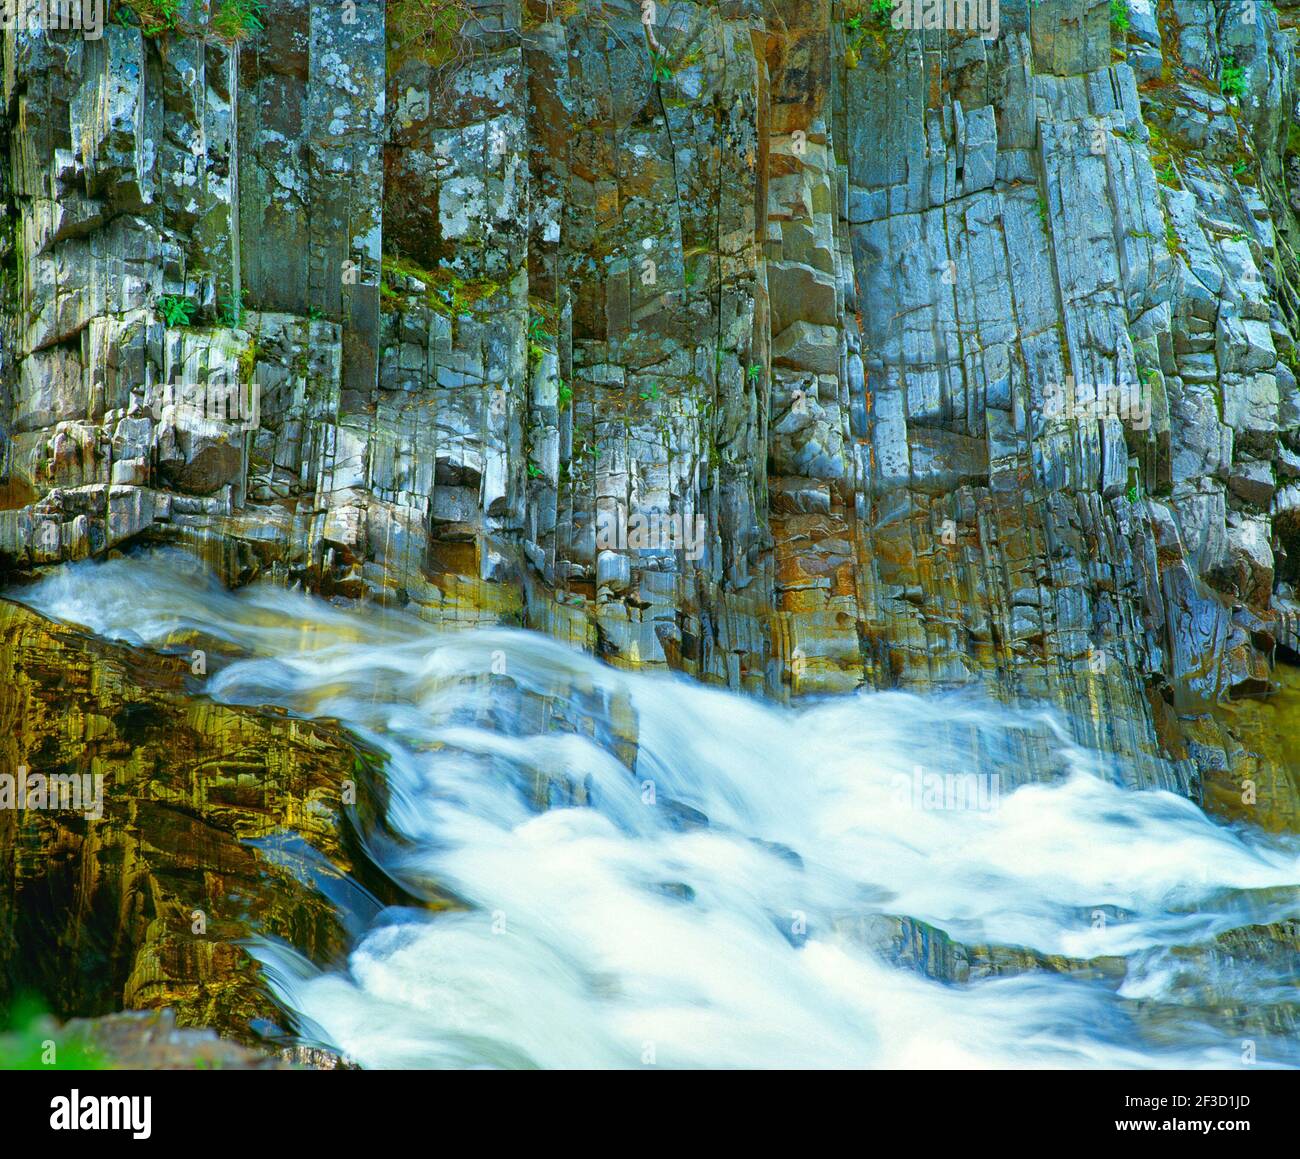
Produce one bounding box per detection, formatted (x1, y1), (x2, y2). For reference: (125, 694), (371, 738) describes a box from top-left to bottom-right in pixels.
(211, 0), (265, 41)
(218, 289), (244, 329)
(116, 0), (182, 36)
(156, 294), (196, 327)
(1221, 57), (1247, 99)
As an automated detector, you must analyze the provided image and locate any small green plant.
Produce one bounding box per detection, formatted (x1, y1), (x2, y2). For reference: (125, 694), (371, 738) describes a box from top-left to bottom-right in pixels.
(747, 364), (762, 383)
(117, 0), (181, 35)
(639, 383), (661, 402)
(526, 461), (543, 479)
(380, 253), (501, 321)
(0, 998), (107, 1070)
(1157, 161), (1179, 185)
(1232, 159), (1250, 178)
(1110, 0), (1129, 34)
(557, 380), (573, 409)
(156, 294), (196, 327)
(527, 319), (550, 363)
(1126, 483), (1139, 503)
(844, 19), (864, 68)
(1221, 56), (1247, 99)
(218, 289), (244, 329)
(211, 0), (265, 41)
(388, 0), (471, 69)
(307, 305), (324, 321)
(650, 51), (673, 84)
(572, 437), (602, 466)
(237, 336), (259, 383)
(1281, 340), (1300, 379)
(844, 0), (898, 67)
(1037, 193), (1049, 226)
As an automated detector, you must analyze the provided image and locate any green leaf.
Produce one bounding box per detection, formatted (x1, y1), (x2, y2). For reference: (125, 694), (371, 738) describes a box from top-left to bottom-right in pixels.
(157, 294), (197, 327)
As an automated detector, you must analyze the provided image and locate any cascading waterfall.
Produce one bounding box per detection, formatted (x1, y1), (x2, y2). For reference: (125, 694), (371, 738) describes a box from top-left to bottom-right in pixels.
(13, 552), (1300, 1069)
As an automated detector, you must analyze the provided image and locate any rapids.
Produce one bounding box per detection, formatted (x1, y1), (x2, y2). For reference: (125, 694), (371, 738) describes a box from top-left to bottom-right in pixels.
(12, 552), (1300, 1069)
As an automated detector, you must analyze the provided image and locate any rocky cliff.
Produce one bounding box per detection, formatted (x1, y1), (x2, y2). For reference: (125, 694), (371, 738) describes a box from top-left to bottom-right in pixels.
(3, 0), (1300, 828)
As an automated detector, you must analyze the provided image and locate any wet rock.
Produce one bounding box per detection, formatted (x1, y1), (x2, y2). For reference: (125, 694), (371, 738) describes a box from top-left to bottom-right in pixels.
(0, 1), (1298, 843)
(0, 599), (406, 1049)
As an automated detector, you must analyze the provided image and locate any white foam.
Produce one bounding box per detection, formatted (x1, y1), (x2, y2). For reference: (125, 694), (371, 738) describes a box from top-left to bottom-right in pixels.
(14, 554), (1300, 1068)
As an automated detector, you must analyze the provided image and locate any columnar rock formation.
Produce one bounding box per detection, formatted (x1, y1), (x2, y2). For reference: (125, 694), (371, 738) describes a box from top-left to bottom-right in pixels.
(3, 0), (1300, 824)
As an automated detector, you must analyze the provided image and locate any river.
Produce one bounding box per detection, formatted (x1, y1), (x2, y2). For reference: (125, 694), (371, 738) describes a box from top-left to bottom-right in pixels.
(12, 552), (1300, 1068)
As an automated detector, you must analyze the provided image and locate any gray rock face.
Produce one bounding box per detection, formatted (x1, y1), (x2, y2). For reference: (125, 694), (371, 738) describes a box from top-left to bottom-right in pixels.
(4, 1), (1300, 819)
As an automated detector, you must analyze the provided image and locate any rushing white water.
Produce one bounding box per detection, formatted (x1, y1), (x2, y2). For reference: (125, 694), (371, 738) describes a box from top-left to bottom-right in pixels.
(12, 552), (1300, 1069)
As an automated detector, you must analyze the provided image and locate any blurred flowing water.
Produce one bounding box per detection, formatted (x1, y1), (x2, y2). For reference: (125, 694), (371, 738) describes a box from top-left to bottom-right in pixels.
(12, 552), (1300, 1068)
